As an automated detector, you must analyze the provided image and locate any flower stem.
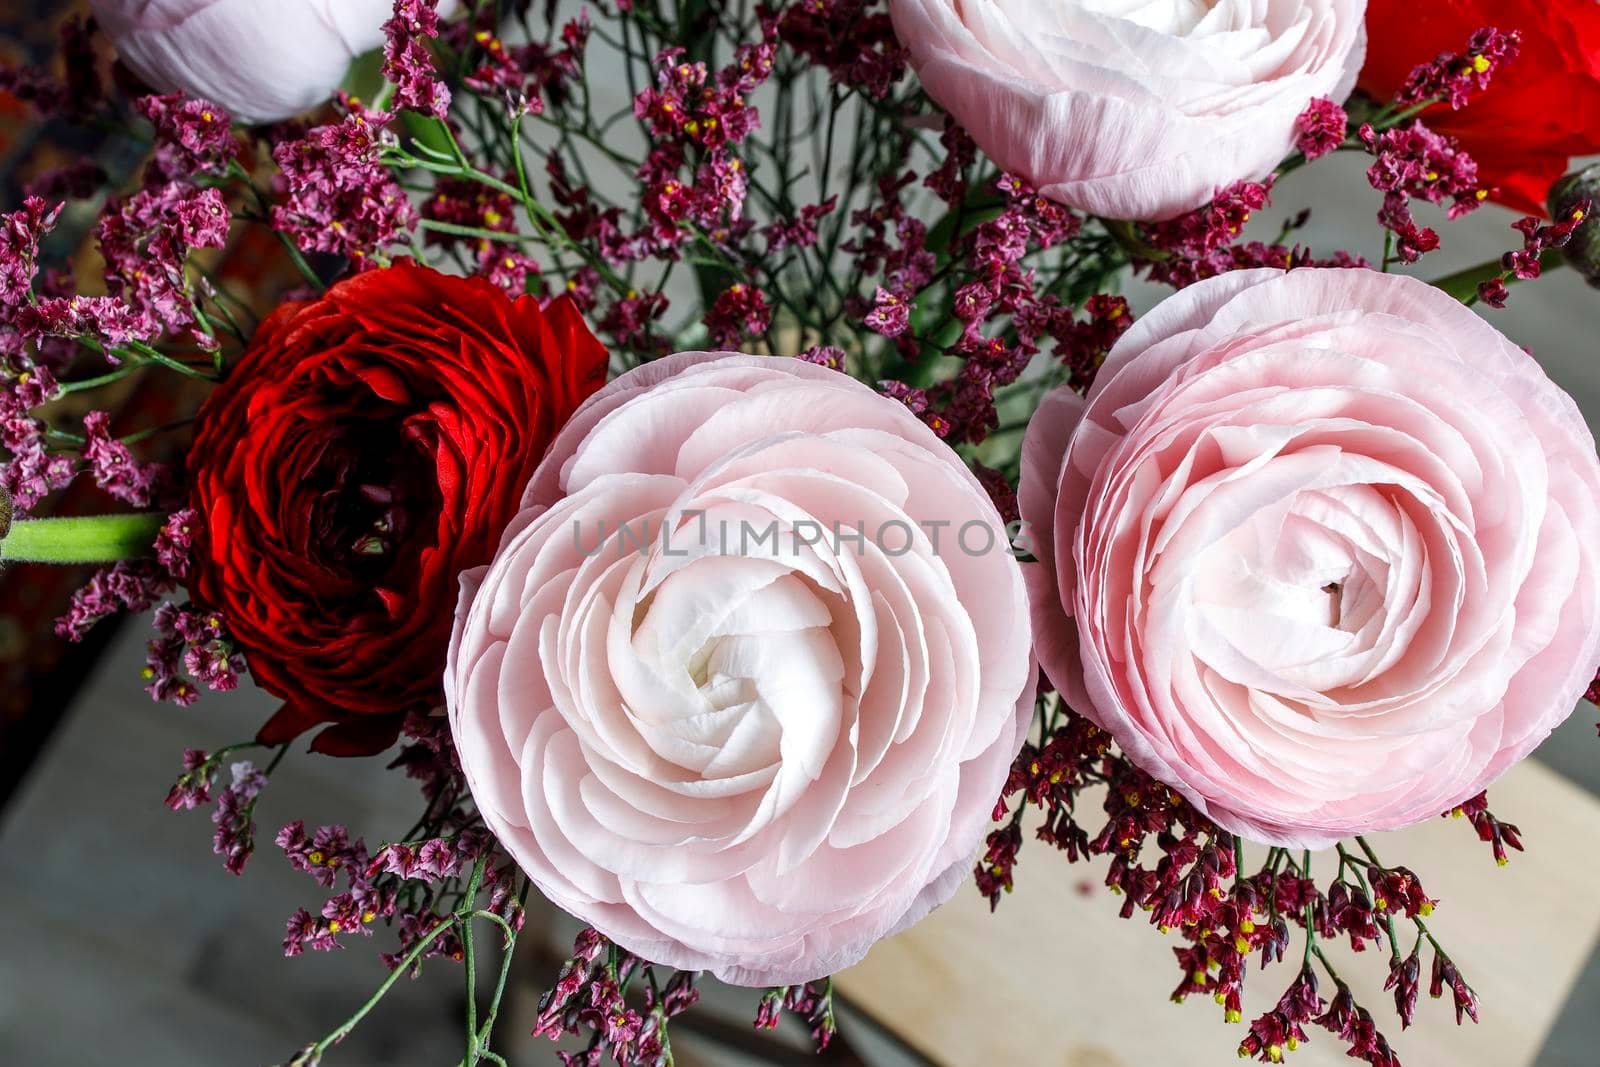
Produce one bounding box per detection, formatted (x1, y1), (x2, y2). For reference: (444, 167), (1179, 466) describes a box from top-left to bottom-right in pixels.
(303, 914), (458, 1060)
(0, 512), (165, 564)
(1432, 250), (1567, 302)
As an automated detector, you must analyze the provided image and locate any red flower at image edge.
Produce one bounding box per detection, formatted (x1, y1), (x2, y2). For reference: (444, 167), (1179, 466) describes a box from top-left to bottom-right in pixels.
(1360, 0), (1600, 215)
(188, 261), (608, 755)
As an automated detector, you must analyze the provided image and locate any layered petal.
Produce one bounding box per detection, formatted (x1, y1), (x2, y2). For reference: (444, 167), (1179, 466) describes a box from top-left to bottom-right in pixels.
(890, 0), (1366, 219)
(1020, 268), (1600, 846)
(448, 353), (1034, 984)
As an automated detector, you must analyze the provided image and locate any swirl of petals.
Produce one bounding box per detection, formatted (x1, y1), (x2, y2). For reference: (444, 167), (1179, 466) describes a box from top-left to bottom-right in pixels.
(1021, 268), (1600, 847)
(447, 352), (1034, 985)
(889, 0), (1367, 220)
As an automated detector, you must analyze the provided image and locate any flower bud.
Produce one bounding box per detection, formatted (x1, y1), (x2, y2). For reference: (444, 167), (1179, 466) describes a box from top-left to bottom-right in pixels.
(1549, 164), (1600, 287)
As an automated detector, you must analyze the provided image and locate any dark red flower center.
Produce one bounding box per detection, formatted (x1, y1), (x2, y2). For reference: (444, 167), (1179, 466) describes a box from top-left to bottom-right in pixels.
(306, 424), (442, 583)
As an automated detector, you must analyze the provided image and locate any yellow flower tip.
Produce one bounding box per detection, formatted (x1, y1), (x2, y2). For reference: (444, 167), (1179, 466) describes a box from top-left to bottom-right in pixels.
(1452, 807), (1465, 818)
(1374, 898), (1388, 912)
(1238, 1047), (1251, 1060)
(1028, 760), (1041, 775)
(1426, 171), (1440, 182)
(1268, 1044), (1283, 1063)
(327, 920), (341, 933)
(503, 257), (515, 270)
(1239, 919), (1256, 934)
(1141, 903), (1154, 912)
(1125, 792), (1141, 807)
(1226, 1009), (1242, 1024)
(362, 910), (376, 923)
(1496, 856), (1509, 867)
(1419, 902), (1434, 916)
(1287, 1037), (1299, 1052)
(1048, 770), (1063, 784)
(141, 667), (156, 680)
(1575, 208), (1587, 221)
(307, 850), (325, 866)
(1473, 54), (1492, 73)
(1209, 886), (1224, 900)
(1476, 189), (1489, 200)
(1234, 936), (1252, 955)
(1214, 991), (1227, 1005)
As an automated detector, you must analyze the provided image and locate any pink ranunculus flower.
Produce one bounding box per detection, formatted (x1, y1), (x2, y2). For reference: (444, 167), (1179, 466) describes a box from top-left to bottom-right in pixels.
(888, 0), (1367, 221)
(446, 352), (1034, 985)
(89, 0), (458, 124)
(1021, 268), (1600, 848)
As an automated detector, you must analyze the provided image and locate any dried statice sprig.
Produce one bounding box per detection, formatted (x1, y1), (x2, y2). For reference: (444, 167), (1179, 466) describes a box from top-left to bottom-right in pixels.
(165, 742), (287, 874)
(978, 696), (1497, 1066)
(533, 929), (702, 1067)
(755, 978), (838, 1052)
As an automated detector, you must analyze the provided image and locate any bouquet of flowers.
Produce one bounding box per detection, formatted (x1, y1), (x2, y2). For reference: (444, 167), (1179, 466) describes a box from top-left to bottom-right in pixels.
(5, 0), (1600, 1063)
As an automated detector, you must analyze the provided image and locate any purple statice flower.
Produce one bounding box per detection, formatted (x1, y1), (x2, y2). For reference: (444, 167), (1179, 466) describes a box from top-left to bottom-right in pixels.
(81, 410), (168, 506)
(863, 286), (912, 337)
(56, 561), (175, 642)
(212, 760), (268, 874)
(703, 283), (770, 347)
(0, 197), (61, 309)
(153, 508), (196, 580)
(271, 105), (416, 266)
(383, 0), (451, 119)
(97, 183), (228, 339)
(136, 93), (236, 180)
(797, 345), (845, 371)
(165, 749), (216, 811)
(1295, 97), (1348, 160)
(1400, 27), (1521, 110)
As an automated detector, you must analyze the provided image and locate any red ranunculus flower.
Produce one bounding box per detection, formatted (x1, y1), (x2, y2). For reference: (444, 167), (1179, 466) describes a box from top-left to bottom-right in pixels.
(189, 260), (608, 755)
(1359, 1), (1600, 215)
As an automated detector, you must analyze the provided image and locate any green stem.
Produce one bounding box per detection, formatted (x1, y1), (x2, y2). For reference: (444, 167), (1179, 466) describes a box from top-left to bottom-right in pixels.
(1, 513), (165, 563)
(418, 219), (539, 244)
(306, 914), (458, 1059)
(1433, 250), (1567, 303)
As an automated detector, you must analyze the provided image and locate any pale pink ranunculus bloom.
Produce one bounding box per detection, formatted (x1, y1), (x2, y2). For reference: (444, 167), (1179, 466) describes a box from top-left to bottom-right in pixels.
(1021, 268), (1600, 848)
(90, 0), (457, 123)
(889, 0), (1367, 221)
(446, 352), (1034, 985)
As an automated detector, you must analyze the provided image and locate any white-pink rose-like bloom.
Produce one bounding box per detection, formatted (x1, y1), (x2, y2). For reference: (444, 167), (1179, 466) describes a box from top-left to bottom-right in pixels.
(889, 0), (1367, 220)
(90, 0), (457, 124)
(447, 352), (1033, 984)
(1021, 268), (1600, 847)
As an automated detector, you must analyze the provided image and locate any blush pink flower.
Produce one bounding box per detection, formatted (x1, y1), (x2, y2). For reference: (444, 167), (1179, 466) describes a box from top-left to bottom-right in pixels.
(888, 0), (1367, 221)
(1020, 268), (1600, 847)
(447, 352), (1034, 985)
(90, 0), (458, 124)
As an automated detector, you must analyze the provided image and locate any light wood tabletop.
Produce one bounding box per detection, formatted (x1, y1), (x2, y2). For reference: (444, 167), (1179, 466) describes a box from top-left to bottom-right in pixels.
(837, 757), (1600, 1067)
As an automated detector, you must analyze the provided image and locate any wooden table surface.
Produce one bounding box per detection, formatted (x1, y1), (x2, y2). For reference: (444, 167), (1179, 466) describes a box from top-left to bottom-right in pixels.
(837, 758), (1600, 1067)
